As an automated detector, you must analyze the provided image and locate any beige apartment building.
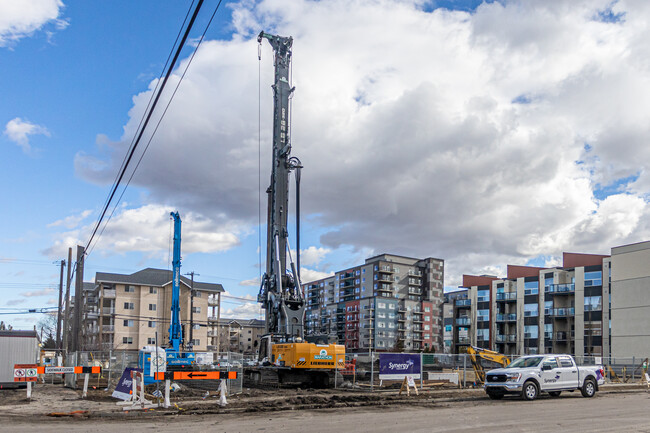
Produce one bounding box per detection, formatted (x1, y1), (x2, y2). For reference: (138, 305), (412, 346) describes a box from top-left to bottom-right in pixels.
(213, 318), (265, 355)
(81, 268), (223, 351)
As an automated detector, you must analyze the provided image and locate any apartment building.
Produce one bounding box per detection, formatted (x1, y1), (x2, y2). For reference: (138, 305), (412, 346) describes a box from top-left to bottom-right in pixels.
(303, 253), (444, 353)
(80, 268), (223, 351)
(213, 318), (265, 355)
(610, 240), (650, 358)
(457, 252), (610, 358)
(442, 289), (469, 354)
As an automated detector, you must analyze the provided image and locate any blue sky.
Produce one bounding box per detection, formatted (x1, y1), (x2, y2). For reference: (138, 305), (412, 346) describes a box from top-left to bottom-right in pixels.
(2, 0), (650, 329)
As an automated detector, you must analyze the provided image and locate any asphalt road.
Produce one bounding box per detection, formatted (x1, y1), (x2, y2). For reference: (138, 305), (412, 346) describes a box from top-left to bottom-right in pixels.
(2, 390), (649, 432)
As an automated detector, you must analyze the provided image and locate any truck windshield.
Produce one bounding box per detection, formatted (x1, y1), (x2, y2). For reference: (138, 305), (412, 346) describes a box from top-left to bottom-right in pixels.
(507, 356), (544, 368)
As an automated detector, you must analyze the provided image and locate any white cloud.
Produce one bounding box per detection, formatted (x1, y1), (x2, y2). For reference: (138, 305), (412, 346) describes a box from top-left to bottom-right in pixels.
(220, 302), (263, 319)
(299, 268), (333, 283)
(239, 277), (260, 287)
(47, 209), (93, 229)
(300, 246), (330, 267)
(4, 117), (50, 153)
(75, 0), (650, 283)
(43, 203), (244, 259)
(0, 0), (67, 47)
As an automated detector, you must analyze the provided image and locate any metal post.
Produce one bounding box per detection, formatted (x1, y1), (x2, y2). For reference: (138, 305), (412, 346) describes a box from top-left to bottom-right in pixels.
(463, 354), (467, 388)
(216, 292), (221, 353)
(82, 373), (89, 398)
(26, 382), (32, 399)
(62, 248), (72, 353)
(186, 271), (198, 349)
(164, 379), (170, 408)
(370, 351), (374, 392)
(56, 259), (65, 350)
(71, 245), (84, 352)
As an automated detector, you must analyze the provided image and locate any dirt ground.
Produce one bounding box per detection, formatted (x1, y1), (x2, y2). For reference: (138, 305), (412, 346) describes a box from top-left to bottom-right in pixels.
(0, 381), (646, 429)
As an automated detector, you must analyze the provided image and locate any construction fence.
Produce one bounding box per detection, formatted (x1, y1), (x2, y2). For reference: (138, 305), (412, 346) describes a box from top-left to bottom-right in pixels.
(333, 352), (650, 391)
(56, 350), (243, 395)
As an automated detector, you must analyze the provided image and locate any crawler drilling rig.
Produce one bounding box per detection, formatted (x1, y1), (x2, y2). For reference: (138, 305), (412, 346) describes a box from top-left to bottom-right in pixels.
(255, 31), (344, 387)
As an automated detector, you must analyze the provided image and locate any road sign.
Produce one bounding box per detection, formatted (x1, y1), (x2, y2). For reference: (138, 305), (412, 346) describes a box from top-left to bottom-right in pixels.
(153, 370), (237, 381)
(14, 364), (38, 382)
(36, 366), (101, 374)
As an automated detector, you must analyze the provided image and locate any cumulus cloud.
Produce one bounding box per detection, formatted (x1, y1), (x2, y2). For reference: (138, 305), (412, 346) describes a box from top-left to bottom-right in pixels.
(220, 302), (263, 319)
(43, 204), (244, 259)
(300, 246), (330, 267)
(6, 299), (27, 306)
(75, 0), (650, 287)
(0, 0), (67, 47)
(47, 209), (93, 229)
(4, 117), (50, 153)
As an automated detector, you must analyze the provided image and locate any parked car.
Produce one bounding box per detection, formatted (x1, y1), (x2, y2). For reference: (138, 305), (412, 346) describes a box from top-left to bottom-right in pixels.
(484, 354), (605, 401)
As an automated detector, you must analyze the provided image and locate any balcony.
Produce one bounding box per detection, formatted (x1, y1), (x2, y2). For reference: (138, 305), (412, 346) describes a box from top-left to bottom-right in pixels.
(457, 337), (470, 345)
(552, 308), (575, 317)
(456, 317), (471, 326)
(340, 272), (355, 280)
(376, 274), (393, 283)
(207, 345), (219, 351)
(455, 299), (471, 308)
(555, 331), (568, 341)
(408, 270), (423, 277)
(207, 330), (218, 337)
(208, 297), (219, 306)
(208, 316), (218, 321)
(377, 283), (392, 292)
(497, 334), (517, 343)
(103, 289), (116, 299)
(546, 283), (575, 295)
(102, 307), (115, 315)
(496, 313), (516, 322)
(102, 325), (114, 333)
(379, 266), (395, 273)
(496, 292), (517, 302)
(397, 315), (406, 322)
(477, 315), (489, 322)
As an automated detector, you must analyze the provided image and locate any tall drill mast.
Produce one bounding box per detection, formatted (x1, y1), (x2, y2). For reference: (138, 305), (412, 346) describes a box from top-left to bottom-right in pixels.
(257, 31), (305, 340)
(169, 211), (183, 352)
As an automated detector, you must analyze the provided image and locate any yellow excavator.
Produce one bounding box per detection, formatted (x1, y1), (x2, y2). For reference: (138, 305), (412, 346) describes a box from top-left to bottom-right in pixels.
(466, 346), (511, 385)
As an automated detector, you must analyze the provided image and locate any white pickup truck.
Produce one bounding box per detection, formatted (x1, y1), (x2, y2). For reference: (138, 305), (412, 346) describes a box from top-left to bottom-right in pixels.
(484, 354), (605, 401)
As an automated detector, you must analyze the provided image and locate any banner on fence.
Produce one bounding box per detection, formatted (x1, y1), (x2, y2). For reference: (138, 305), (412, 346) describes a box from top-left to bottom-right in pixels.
(112, 367), (141, 400)
(379, 353), (421, 380)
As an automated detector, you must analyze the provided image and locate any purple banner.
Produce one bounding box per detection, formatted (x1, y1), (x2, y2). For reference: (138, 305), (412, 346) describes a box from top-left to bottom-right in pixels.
(379, 353), (421, 379)
(112, 367), (141, 400)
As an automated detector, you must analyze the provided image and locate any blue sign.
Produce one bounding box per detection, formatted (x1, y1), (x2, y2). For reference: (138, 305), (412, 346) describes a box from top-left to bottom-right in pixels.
(112, 367), (141, 400)
(379, 353), (421, 379)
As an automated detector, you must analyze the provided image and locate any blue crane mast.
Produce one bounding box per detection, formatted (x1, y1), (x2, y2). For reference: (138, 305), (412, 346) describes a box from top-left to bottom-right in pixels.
(169, 211), (183, 352)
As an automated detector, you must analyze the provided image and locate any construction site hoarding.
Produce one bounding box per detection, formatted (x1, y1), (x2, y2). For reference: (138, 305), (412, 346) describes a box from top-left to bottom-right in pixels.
(0, 331), (40, 385)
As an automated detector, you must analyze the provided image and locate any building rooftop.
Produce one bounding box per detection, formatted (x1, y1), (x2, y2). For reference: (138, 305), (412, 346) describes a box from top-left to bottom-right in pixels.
(95, 268), (224, 293)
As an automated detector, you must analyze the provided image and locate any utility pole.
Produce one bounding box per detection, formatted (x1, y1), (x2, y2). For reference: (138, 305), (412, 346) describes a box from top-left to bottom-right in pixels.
(71, 245), (84, 353)
(55, 259), (65, 351)
(216, 291), (221, 353)
(62, 247), (72, 353)
(185, 271), (199, 351)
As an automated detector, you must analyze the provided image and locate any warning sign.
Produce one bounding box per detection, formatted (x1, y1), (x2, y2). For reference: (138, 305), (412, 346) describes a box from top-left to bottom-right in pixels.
(14, 364), (38, 382)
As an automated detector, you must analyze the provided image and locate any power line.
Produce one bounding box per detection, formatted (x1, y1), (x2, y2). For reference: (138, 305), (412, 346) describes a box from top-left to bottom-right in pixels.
(83, 0), (206, 257)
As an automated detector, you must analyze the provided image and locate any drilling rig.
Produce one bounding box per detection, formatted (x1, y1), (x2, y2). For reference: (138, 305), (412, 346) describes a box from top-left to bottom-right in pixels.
(254, 31), (344, 387)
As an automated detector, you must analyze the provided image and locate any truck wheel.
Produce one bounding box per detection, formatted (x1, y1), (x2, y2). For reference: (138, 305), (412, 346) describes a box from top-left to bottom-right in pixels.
(548, 391), (561, 397)
(581, 378), (596, 398)
(522, 381), (538, 401)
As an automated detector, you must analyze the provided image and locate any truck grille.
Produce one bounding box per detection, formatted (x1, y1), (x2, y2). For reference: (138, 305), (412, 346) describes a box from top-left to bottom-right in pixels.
(487, 374), (507, 383)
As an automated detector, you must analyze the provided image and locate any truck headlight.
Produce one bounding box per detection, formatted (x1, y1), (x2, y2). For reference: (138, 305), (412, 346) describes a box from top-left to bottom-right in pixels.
(506, 373), (521, 382)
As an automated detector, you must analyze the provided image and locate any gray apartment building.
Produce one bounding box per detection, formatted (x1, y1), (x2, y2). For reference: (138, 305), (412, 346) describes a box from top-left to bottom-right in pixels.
(457, 252), (610, 358)
(303, 253), (444, 353)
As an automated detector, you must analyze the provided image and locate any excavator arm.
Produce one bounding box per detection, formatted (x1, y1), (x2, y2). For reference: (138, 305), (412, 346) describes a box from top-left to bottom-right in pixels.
(467, 345), (511, 385)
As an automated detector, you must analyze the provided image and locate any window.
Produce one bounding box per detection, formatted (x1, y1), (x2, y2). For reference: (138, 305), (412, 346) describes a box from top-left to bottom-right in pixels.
(378, 302), (386, 309)
(123, 337), (133, 344)
(378, 312), (386, 319)
(524, 303), (539, 317)
(388, 323), (395, 329)
(194, 291), (202, 298)
(477, 309), (489, 321)
(424, 307), (430, 313)
(558, 356), (574, 368)
(149, 287), (157, 294)
(123, 319), (134, 327)
(395, 266), (400, 273)
(149, 304), (156, 311)
(362, 277), (365, 283)
(584, 296), (602, 311)
(148, 321), (156, 328)
(356, 270), (360, 276)
(524, 280), (539, 295)
(124, 302), (134, 310)
(191, 339), (200, 346)
(424, 316), (430, 322)
(389, 304), (395, 310)
(147, 337), (156, 345)
(378, 322), (386, 328)
(584, 271), (602, 286)
(192, 306), (201, 314)
(544, 300), (553, 315)
(424, 324), (430, 331)
(477, 328), (489, 341)
(524, 325), (539, 339)
(362, 269), (366, 274)
(193, 324), (201, 330)
(374, 275), (378, 281)
(477, 289), (489, 302)
(125, 286), (135, 293)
